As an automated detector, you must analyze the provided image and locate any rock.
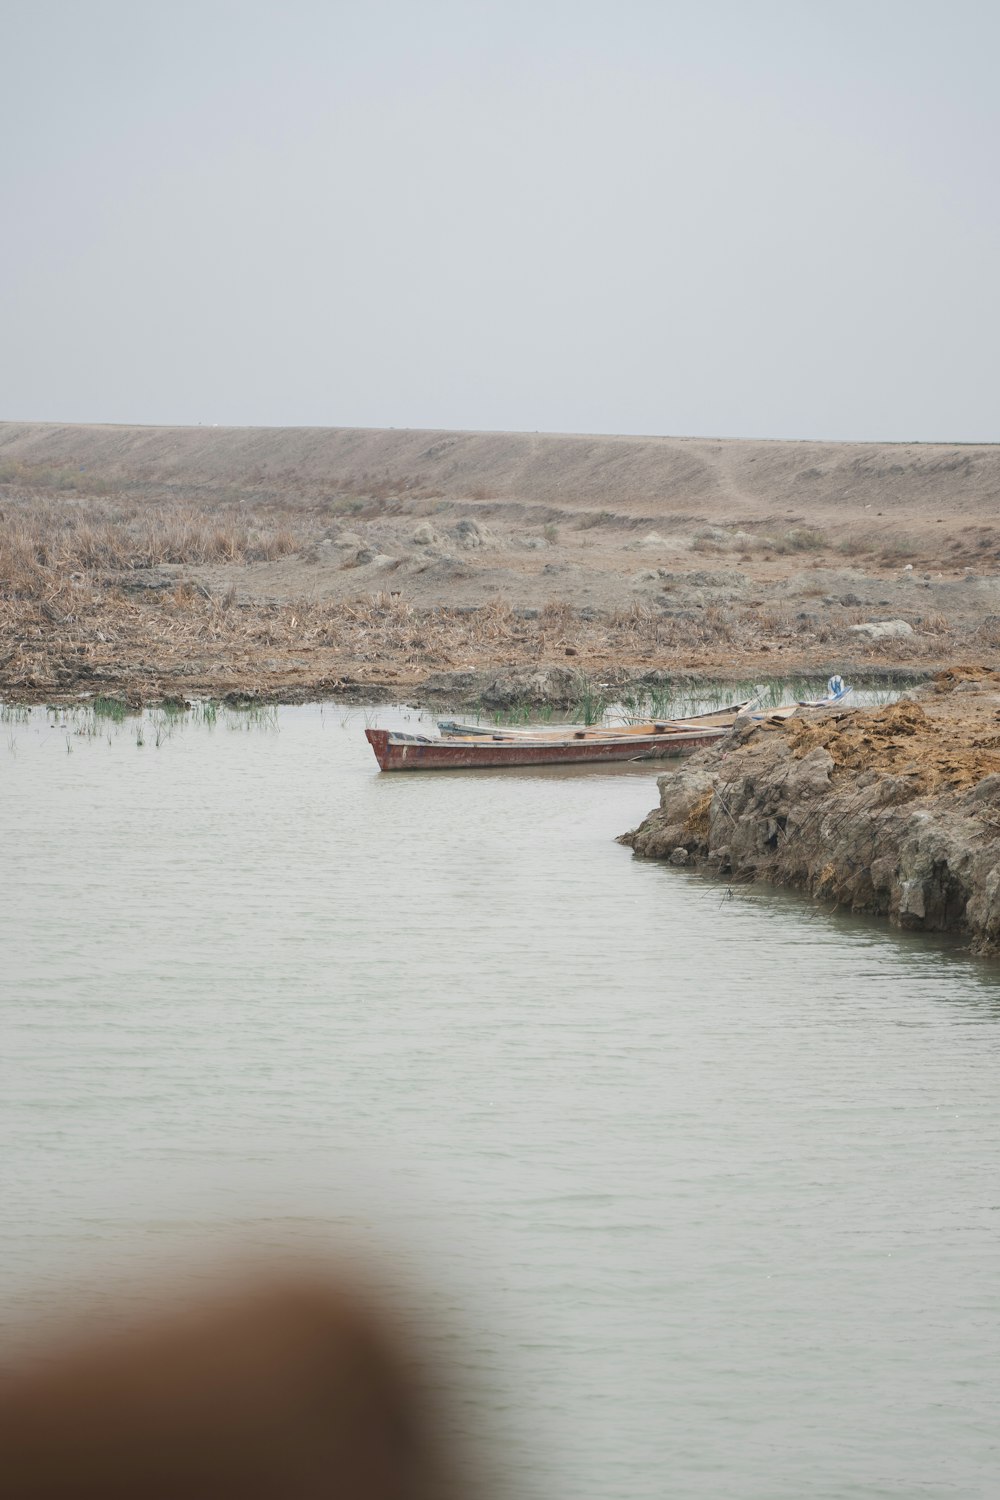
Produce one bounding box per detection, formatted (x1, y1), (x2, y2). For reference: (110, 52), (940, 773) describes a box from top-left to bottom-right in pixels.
(333, 531), (363, 549)
(622, 764), (717, 858)
(479, 665), (588, 709)
(657, 569), (747, 593)
(669, 847), (690, 866)
(784, 746), (834, 799)
(971, 774), (1000, 806)
(848, 619), (914, 639)
(412, 522), (439, 546)
(453, 518), (496, 549)
(622, 701), (1000, 953)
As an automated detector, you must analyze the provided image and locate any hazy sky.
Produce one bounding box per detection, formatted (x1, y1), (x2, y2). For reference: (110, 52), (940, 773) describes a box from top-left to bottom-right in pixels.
(3, 1), (998, 440)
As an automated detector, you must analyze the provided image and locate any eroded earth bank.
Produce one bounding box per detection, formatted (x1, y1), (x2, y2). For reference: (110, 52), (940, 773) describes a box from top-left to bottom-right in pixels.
(622, 669), (1000, 954)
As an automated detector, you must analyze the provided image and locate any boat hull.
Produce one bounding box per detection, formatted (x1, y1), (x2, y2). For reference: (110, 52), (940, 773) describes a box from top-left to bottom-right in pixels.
(365, 726), (727, 771)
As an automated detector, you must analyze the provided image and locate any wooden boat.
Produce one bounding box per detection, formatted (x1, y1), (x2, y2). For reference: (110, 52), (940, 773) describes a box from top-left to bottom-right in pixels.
(364, 679), (849, 771)
(436, 703), (747, 741)
(365, 720), (734, 771)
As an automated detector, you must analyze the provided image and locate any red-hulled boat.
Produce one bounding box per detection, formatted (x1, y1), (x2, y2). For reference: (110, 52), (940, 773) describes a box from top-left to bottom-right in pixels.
(364, 720), (733, 771)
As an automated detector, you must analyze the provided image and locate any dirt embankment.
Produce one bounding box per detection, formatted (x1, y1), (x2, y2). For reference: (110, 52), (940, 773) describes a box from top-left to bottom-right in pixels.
(622, 670), (1000, 953)
(2, 422), (1000, 704)
(3, 422), (999, 526)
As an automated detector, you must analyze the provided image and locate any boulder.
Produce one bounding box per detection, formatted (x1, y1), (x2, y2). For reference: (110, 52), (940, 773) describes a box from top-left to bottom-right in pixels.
(848, 619), (914, 639)
(453, 518), (496, 549)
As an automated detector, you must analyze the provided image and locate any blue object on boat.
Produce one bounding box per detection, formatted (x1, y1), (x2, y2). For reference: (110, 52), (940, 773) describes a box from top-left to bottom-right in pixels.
(798, 675), (851, 708)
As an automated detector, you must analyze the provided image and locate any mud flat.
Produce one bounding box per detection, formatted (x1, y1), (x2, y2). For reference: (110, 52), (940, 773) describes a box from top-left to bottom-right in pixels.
(621, 669), (1000, 955)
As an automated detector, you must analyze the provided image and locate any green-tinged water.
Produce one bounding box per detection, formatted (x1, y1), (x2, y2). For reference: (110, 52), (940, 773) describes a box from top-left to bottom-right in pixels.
(2, 703), (999, 1499)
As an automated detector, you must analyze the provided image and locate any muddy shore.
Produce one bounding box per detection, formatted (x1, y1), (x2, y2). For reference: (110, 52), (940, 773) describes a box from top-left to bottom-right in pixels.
(622, 669), (1000, 954)
(3, 422), (1000, 706)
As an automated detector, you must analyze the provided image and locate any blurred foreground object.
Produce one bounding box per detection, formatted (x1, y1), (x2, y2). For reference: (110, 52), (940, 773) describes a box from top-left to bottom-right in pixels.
(0, 1274), (455, 1499)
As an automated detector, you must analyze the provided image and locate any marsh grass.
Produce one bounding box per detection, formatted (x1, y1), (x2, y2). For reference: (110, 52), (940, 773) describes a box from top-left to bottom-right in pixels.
(27, 697), (276, 747)
(480, 674), (847, 729)
(572, 681), (610, 725)
(223, 703), (279, 732)
(485, 703), (557, 727)
(0, 492), (300, 600)
(91, 695), (132, 721)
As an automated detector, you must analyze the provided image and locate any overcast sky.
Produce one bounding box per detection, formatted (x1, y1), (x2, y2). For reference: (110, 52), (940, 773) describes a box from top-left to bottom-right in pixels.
(3, 1), (998, 441)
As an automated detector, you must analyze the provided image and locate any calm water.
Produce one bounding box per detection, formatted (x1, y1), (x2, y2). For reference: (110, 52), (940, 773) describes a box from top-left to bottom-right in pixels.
(3, 703), (1000, 1499)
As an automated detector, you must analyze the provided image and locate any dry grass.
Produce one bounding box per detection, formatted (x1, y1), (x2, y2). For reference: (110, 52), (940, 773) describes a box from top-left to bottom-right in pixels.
(836, 529), (919, 563)
(770, 526), (827, 554)
(574, 510), (617, 530)
(0, 483), (976, 702)
(0, 493), (300, 600)
(0, 569), (966, 700)
(0, 459), (122, 494)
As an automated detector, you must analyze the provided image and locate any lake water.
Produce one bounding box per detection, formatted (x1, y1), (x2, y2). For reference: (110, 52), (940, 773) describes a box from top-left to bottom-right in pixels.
(3, 702), (999, 1499)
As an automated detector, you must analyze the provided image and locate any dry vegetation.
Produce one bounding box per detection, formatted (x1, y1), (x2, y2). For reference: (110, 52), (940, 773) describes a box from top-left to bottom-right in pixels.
(1, 462), (997, 704)
(2, 496), (299, 590)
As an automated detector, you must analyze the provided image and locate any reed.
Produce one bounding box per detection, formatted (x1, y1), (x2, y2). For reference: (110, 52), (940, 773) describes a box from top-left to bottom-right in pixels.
(0, 494), (301, 595)
(91, 696), (132, 721)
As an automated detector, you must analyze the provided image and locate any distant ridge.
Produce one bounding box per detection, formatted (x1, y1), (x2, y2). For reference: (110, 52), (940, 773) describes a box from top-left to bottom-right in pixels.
(1, 422), (998, 522)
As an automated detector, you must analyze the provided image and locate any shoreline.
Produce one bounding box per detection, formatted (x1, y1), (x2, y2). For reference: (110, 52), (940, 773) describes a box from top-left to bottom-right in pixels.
(621, 670), (1000, 955)
(0, 660), (932, 712)
(4, 421), (1000, 711)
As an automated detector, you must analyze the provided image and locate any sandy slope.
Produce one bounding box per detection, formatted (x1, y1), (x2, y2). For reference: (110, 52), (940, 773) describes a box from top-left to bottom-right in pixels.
(2, 422), (999, 527)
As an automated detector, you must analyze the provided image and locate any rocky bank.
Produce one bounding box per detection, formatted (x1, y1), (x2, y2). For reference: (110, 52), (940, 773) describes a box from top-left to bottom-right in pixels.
(621, 669), (1000, 954)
